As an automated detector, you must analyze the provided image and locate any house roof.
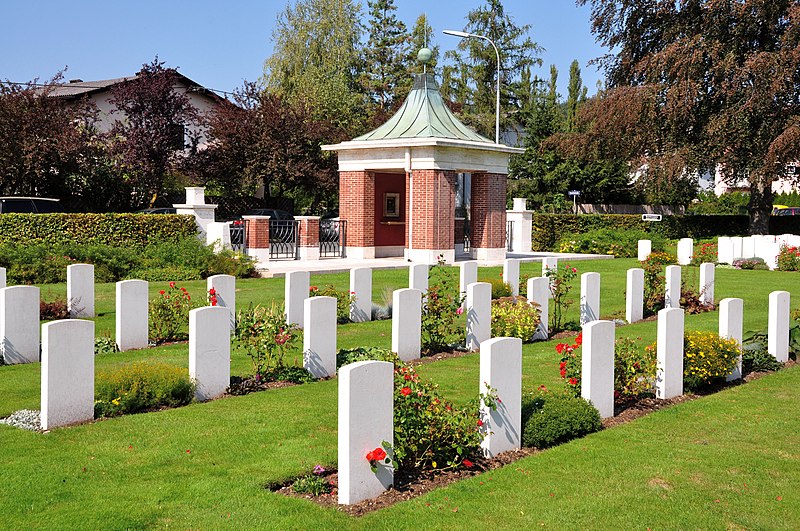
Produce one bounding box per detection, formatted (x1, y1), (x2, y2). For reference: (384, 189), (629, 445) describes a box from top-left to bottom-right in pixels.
(45, 72), (226, 104)
(354, 73), (494, 144)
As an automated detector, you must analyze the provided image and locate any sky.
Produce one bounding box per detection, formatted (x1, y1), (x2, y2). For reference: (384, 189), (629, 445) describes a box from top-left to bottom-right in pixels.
(0, 0), (607, 98)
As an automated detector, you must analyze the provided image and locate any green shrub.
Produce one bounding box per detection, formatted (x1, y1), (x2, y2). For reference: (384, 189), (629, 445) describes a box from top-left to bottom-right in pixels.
(130, 266), (203, 282)
(742, 346), (783, 374)
(521, 391), (602, 449)
(149, 283), (198, 343)
(547, 264), (579, 333)
(235, 303), (302, 377)
(94, 362), (195, 417)
(491, 296), (540, 341)
(558, 228), (665, 258)
(421, 260), (464, 354)
(690, 241), (717, 265)
(614, 337), (657, 399)
(336, 346), (398, 368)
(292, 473), (333, 495)
(309, 284), (355, 324)
(776, 245), (800, 271)
(683, 331), (741, 390)
(94, 336), (119, 356)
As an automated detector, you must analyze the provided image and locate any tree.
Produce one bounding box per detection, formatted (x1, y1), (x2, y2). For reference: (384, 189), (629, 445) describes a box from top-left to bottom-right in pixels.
(573, 0), (800, 233)
(441, 0), (542, 139)
(362, 0), (410, 116)
(565, 60), (587, 132)
(108, 58), (200, 208)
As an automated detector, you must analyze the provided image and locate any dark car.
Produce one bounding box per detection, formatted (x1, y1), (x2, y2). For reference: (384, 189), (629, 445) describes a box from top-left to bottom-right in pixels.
(135, 207), (177, 214)
(773, 207), (800, 216)
(0, 197), (61, 214)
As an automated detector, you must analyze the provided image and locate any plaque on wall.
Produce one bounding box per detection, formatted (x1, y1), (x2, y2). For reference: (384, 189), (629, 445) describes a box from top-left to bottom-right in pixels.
(383, 192), (400, 218)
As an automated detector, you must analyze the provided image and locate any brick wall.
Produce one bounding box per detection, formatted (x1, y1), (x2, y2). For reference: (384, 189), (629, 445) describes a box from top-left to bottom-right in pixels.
(339, 171), (375, 248)
(298, 217), (320, 247)
(471, 172), (507, 249)
(245, 217), (270, 249)
(408, 169), (457, 250)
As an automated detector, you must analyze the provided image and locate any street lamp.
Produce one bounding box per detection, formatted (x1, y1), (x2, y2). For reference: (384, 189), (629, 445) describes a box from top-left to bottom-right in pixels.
(443, 29), (500, 144)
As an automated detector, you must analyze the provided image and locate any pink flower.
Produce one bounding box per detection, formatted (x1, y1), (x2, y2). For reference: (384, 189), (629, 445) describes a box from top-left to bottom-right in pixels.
(456, 307), (464, 315)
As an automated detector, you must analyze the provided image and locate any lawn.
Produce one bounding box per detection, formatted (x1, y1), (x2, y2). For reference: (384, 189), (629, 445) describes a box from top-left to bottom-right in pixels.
(1, 258), (798, 529)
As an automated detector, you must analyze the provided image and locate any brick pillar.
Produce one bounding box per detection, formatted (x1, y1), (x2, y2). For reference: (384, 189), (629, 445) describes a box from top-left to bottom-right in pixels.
(407, 169), (457, 263)
(470, 172), (507, 261)
(243, 215), (270, 265)
(297, 216), (321, 260)
(340, 171), (375, 259)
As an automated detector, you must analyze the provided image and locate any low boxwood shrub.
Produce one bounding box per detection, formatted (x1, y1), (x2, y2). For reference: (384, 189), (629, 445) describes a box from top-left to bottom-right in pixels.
(557, 228), (665, 258)
(490, 296), (540, 342)
(521, 390), (602, 449)
(94, 362), (195, 417)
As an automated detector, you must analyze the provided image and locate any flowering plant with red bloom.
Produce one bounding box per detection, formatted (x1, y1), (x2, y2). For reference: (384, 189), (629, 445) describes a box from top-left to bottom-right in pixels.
(149, 283), (198, 343)
(308, 284), (356, 323)
(234, 302), (301, 377)
(558, 332), (583, 397)
(366, 443), (393, 472)
(545, 264), (578, 333)
(207, 287), (218, 306)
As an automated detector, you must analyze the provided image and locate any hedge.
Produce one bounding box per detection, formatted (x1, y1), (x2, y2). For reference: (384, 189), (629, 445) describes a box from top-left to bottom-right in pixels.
(0, 213), (198, 249)
(532, 214), (800, 251)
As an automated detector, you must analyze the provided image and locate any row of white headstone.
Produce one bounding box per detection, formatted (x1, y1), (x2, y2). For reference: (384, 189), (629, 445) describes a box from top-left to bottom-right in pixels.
(639, 235), (800, 270)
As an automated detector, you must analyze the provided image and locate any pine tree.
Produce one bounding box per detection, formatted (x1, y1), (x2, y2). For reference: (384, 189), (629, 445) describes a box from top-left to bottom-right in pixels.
(362, 0), (410, 115)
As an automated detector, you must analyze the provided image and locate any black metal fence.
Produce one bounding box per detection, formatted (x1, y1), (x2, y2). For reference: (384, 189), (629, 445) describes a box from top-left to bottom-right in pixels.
(269, 219), (299, 259)
(230, 221), (246, 253)
(319, 219), (346, 258)
(506, 220), (514, 252)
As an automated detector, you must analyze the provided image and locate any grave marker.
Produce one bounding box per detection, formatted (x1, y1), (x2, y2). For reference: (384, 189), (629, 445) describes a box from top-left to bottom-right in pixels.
(656, 308), (684, 399)
(285, 271), (310, 328)
(637, 240), (652, 261)
(349, 267), (372, 322)
(392, 288), (422, 361)
(0, 286), (40, 364)
(503, 259), (520, 296)
(466, 282), (492, 351)
(303, 296), (337, 378)
(719, 298), (743, 381)
(626, 268), (645, 324)
(479, 337), (523, 457)
(116, 280), (148, 352)
(677, 238), (693, 266)
(580, 272), (600, 325)
(768, 290), (790, 363)
(581, 320), (615, 418)
(665, 265), (681, 309)
(189, 306), (230, 401)
(207, 274), (236, 330)
(67, 263), (94, 318)
(527, 277), (549, 341)
(699, 263), (715, 306)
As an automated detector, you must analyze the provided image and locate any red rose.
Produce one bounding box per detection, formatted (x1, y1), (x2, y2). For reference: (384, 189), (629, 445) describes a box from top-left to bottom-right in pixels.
(180, 287), (187, 292)
(574, 333), (583, 346)
(569, 378), (578, 385)
(365, 450), (374, 461)
(159, 290), (165, 295)
(462, 459), (473, 468)
(476, 419), (484, 427)
(559, 361), (567, 370)
(401, 387), (411, 396)
(208, 288), (216, 295)
(169, 282), (176, 288)
(372, 448), (387, 461)
(556, 343), (566, 354)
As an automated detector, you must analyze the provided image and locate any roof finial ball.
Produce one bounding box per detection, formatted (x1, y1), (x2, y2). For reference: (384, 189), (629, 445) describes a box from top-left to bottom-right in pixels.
(417, 47), (432, 65)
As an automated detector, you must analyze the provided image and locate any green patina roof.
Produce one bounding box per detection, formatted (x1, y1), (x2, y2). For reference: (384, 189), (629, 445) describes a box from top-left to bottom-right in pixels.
(354, 74), (493, 143)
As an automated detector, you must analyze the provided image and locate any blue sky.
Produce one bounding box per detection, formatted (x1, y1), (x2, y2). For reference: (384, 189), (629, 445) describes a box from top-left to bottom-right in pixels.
(0, 0), (606, 98)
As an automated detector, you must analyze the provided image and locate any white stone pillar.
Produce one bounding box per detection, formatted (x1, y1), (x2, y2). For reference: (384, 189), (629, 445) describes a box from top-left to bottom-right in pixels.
(506, 199), (533, 253)
(207, 274), (236, 331)
(349, 267), (372, 322)
(581, 320), (615, 418)
(409, 264), (429, 293)
(41, 319), (95, 430)
(116, 280), (148, 352)
(391, 288), (422, 361)
(466, 282), (492, 351)
(459, 261), (478, 309)
(205, 221), (232, 252)
(338, 360), (393, 505)
(580, 272), (601, 325)
(626, 268), (645, 324)
(285, 270), (309, 328)
(173, 186), (217, 239)
(665, 265), (681, 309)
(189, 306), (231, 401)
(731, 237), (743, 261)
(768, 290), (790, 363)
(717, 236), (733, 264)
(527, 277), (549, 341)
(0, 286), (40, 364)
(503, 259), (520, 296)
(637, 240), (652, 261)
(67, 263), (94, 318)
(720, 298), (744, 381)
(303, 296), (337, 378)
(656, 307), (684, 399)
(479, 337), (522, 457)
(699, 263), (715, 306)
(677, 238), (694, 265)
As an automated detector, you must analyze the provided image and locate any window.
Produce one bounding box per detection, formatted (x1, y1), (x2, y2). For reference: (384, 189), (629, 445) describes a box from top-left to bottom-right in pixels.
(455, 172), (471, 218)
(168, 123), (186, 150)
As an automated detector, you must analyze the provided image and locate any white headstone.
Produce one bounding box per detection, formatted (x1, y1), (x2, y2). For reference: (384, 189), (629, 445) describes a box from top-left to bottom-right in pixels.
(581, 320), (615, 418)
(768, 290), (790, 363)
(466, 282), (492, 351)
(626, 268), (645, 324)
(116, 280), (148, 352)
(349, 267), (372, 322)
(338, 360), (393, 505)
(656, 307), (684, 399)
(479, 337), (523, 457)
(0, 286), (40, 364)
(665, 265), (681, 309)
(742, 236), (755, 258)
(764, 242), (781, 270)
(409, 264), (429, 293)
(503, 259), (520, 296)
(303, 296), (337, 378)
(580, 272), (601, 325)
(285, 270), (310, 328)
(677, 238), (694, 265)
(391, 288), (422, 361)
(527, 277), (549, 341)
(41, 319), (95, 430)
(207, 274), (236, 331)
(0, 267), (6, 288)
(459, 261), (478, 309)
(731, 236), (743, 261)
(67, 263), (94, 318)
(189, 306), (231, 401)
(720, 298), (744, 381)
(637, 239), (652, 261)
(542, 257), (558, 296)
(717, 236), (733, 264)
(699, 263), (715, 306)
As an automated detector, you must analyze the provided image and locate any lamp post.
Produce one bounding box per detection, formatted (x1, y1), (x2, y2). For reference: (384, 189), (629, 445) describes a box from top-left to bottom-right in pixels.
(443, 29), (500, 144)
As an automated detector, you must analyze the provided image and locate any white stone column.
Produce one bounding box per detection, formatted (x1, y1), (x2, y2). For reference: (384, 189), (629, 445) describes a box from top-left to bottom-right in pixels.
(677, 238), (694, 265)
(285, 270), (309, 328)
(479, 337), (522, 457)
(349, 267), (372, 322)
(580, 272), (601, 325)
(720, 298), (744, 381)
(409, 264), (429, 293)
(459, 261), (478, 309)
(0, 286), (40, 364)
(173, 186), (217, 239)
(116, 280), (148, 352)
(391, 288), (422, 361)
(506, 199), (533, 253)
(466, 282), (492, 351)
(189, 306), (231, 401)
(527, 277), (549, 341)
(626, 268), (645, 324)
(717, 236), (733, 264)
(768, 290), (790, 363)
(503, 259), (520, 296)
(207, 274), (236, 331)
(699, 263), (715, 306)
(637, 240), (652, 261)
(581, 320), (615, 418)
(665, 265), (681, 309)
(67, 263), (94, 318)
(656, 307), (684, 399)
(303, 296), (337, 378)
(41, 319), (95, 430)
(338, 360), (393, 505)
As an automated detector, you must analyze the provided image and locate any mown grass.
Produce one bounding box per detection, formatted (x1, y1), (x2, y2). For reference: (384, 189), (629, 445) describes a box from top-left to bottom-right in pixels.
(1, 259), (798, 528)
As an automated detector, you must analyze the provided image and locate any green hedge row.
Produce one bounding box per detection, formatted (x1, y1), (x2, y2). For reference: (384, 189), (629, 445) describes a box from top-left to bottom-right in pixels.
(532, 214), (800, 251)
(0, 214), (198, 249)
